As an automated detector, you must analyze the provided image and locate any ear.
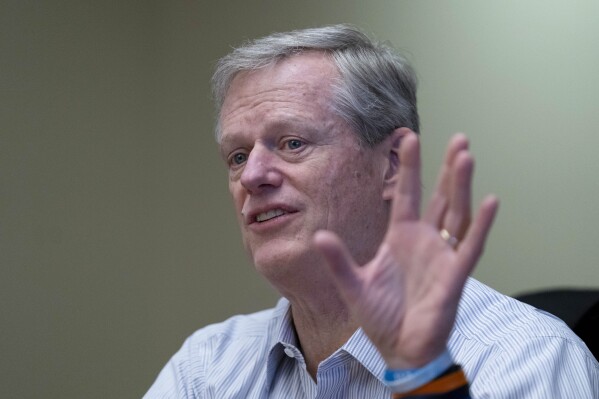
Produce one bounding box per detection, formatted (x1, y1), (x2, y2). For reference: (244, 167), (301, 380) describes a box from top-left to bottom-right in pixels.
(382, 127), (411, 200)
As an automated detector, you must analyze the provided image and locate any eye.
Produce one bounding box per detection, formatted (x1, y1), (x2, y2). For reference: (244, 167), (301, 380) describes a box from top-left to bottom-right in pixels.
(230, 152), (247, 165)
(285, 139), (304, 150)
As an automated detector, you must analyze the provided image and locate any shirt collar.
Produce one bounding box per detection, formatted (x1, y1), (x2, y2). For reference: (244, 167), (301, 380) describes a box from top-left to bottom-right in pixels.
(339, 327), (387, 384)
(264, 298), (387, 388)
(265, 298), (297, 389)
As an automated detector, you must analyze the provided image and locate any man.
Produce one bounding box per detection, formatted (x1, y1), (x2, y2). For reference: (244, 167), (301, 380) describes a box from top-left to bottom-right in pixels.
(146, 25), (598, 398)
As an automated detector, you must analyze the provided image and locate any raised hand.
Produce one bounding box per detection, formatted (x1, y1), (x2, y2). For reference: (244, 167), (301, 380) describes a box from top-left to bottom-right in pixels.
(314, 129), (498, 369)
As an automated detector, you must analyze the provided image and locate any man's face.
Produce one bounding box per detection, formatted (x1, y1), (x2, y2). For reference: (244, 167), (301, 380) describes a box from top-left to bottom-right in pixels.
(219, 52), (390, 284)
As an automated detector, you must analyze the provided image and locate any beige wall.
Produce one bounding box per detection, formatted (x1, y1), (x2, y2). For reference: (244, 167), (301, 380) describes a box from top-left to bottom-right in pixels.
(3, 1), (598, 397)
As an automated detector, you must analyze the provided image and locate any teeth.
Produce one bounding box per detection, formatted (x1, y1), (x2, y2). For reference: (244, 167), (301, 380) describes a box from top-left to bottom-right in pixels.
(256, 209), (286, 222)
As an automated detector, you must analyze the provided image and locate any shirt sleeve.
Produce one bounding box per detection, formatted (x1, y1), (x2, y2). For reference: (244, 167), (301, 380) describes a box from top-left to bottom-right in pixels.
(143, 337), (205, 399)
(470, 335), (599, 398)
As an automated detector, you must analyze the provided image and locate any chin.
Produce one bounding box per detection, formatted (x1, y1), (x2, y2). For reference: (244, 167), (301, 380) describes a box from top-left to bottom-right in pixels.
(250, 241), (317, 282)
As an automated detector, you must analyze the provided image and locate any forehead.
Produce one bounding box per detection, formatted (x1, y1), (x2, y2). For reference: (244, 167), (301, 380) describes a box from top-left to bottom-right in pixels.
(219, 52), (341, 144)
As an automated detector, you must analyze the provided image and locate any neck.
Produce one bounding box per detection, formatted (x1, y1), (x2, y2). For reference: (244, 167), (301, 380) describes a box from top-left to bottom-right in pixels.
(260, 246), (374, 380)
(286, 286), (358, 380)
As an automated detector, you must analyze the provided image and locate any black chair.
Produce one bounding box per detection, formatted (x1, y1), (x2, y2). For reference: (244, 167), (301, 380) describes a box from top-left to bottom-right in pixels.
(515, 288), (599, 360)
(574, 300), (599, 360)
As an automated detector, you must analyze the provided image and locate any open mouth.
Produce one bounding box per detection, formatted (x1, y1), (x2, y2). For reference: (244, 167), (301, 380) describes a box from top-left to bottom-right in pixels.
(255, 209), (288, 223)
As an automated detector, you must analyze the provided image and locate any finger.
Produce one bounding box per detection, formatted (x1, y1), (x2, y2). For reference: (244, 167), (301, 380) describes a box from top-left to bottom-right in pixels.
(313, 230), (362, 303)
(442, 151), (473, 241)
(391, 131), (421, 222)
(424, 134), (469, 227)
(456, 195), (499, 276)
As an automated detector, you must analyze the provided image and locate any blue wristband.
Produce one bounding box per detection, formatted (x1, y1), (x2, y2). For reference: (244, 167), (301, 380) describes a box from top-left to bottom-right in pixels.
(383, 349), (454, 393)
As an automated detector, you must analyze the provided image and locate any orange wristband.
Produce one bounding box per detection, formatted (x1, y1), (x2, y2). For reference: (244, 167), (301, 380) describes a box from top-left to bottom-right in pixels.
(391, 366), (468, 398)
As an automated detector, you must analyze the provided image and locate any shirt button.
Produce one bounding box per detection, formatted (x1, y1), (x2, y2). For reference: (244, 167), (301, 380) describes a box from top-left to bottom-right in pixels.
(283, 347), (295, 358)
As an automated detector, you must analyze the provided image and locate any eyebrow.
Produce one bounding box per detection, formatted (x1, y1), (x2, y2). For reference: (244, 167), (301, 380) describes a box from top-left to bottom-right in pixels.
(220, 117), (321, 148)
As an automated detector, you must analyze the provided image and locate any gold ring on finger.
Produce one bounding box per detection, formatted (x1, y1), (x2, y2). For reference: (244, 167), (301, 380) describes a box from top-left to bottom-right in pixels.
(440, 228), (459, 249)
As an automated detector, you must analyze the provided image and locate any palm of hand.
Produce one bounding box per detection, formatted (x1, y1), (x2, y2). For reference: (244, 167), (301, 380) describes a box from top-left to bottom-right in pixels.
(349, 222), (463, 369)
(314, 130), (498, 369)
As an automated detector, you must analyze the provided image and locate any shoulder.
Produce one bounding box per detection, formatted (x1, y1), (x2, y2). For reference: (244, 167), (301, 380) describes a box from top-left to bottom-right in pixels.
(451, 279), (599, 397)
(184, 305), (278, 348)
(144, 299), (287, 398)
(454, 278), (577, 344)
(175, 299), (288, 370)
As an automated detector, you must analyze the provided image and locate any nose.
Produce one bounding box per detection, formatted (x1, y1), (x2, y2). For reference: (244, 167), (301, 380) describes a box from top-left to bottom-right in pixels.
(240, 145), (283, 194)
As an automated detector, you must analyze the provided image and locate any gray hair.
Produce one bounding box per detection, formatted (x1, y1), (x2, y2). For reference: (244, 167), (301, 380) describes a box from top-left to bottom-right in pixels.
(212, 24), (419, 146)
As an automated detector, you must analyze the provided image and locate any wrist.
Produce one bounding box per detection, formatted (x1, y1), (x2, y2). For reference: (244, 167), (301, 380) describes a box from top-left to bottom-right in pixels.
(383, 349), (453, 393)
(391, 364), (470, 399)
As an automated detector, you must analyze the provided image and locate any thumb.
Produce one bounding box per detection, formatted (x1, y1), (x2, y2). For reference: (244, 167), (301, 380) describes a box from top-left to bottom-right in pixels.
(313, 230), (362, 303)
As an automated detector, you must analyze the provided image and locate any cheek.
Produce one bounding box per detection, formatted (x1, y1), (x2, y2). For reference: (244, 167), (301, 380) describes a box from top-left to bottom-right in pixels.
(319, 160), (377, 212)
(229, 185), (247, 226)
(229, 183), (243, 208)
(313, 162), (349, 203)
(336, 155), (378, 191)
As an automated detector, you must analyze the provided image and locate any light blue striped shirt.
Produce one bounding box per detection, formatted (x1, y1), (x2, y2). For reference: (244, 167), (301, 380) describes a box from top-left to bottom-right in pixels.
(145, 278), (599, 398)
